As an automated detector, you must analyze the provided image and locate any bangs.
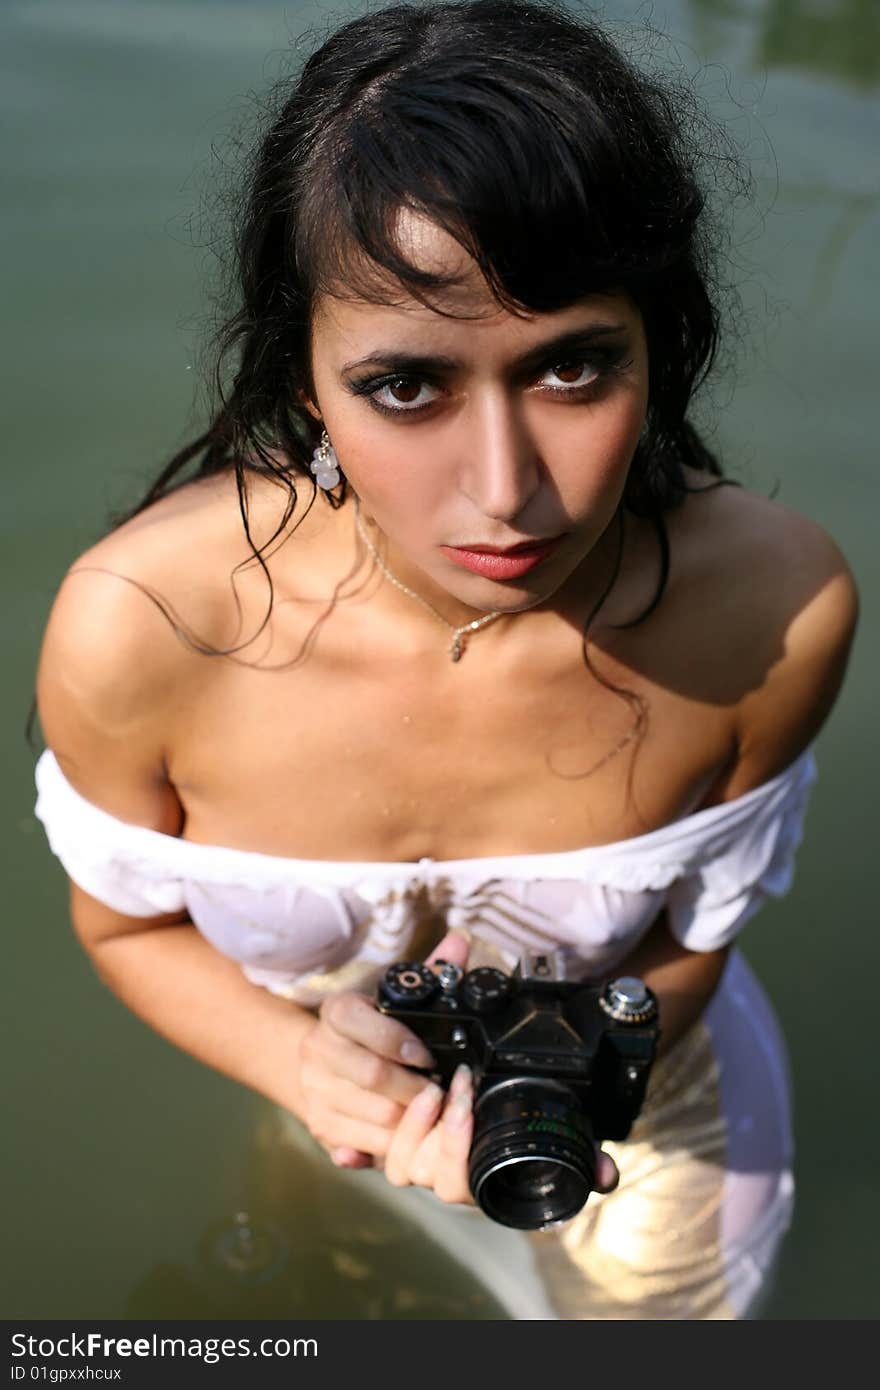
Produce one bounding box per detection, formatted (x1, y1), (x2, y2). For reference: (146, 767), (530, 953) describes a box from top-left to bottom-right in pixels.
(295, 58), (700, 316)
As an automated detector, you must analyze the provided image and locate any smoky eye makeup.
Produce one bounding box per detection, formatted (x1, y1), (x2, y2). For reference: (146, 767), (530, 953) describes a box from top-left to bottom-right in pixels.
(344, 373), (444, 413)
(341, 338), (634, 418)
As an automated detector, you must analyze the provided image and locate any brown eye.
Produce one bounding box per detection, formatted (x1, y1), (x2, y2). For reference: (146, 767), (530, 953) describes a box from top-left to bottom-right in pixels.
(552, 361), (587, 383)
(539, 360), (602, 393)
(388, 378), (422, 403)
(366, 376), (440, 415)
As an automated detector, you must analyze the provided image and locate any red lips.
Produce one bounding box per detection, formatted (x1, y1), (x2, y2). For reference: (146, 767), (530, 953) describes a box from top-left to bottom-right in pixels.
(453, 535), (565, 555)
(439, 535), (566, 579)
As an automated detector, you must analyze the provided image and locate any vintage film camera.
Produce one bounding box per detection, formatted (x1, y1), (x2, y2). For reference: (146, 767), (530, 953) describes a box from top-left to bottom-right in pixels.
(377, 951), (660, 1230)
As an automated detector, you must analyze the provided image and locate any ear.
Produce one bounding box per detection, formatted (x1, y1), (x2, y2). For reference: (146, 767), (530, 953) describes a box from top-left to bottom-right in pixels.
(296, 389), (323, 424)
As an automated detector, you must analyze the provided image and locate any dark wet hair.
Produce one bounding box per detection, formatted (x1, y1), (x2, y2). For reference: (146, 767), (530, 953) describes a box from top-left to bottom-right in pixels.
(120, 0), (742, 650)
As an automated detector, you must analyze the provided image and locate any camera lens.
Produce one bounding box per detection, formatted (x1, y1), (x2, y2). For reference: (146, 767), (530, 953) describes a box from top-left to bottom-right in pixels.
(468, 1078), (596, 1230)
(490, 1160), (561, 1203)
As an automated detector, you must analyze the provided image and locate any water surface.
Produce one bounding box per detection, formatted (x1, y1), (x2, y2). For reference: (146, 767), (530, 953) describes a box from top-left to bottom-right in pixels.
(3, 0), (876, 1319)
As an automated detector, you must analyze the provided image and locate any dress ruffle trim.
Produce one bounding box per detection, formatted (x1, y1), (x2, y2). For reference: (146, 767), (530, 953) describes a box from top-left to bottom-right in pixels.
(34, 746), (817, 903)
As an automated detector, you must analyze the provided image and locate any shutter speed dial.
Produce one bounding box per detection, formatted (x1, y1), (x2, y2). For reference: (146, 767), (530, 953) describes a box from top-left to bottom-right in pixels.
(599, 976), (658, 1024)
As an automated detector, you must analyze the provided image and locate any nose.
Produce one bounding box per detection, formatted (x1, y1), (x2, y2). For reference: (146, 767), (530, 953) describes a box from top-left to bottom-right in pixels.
(458, 392), (541, 523)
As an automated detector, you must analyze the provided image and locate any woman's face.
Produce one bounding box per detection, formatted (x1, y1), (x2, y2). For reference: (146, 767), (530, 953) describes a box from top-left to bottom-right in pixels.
(305, 214), (650, 622)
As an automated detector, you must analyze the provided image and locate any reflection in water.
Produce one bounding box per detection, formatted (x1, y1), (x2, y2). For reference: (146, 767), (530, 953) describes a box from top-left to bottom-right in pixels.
(210, 1212), (290, 1281)
(690, 0), (880, 88)
(123, 1110), (505, 1320)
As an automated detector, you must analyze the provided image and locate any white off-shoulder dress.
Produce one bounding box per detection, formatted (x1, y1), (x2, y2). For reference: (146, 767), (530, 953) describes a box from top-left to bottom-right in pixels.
(34, 745), (817, 1320)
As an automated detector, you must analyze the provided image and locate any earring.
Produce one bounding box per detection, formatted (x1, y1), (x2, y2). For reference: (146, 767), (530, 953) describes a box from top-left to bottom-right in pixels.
(310, 429), (341, 489)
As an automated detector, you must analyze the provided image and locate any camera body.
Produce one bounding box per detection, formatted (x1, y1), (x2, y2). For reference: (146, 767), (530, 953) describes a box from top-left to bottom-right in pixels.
(377, 951), (660, 1229)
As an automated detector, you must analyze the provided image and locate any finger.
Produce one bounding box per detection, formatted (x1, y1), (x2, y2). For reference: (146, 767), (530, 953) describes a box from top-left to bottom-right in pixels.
(384, 1082), (445, 1187)
(400, 1065), (475, 1191)
(309, 1075), (406, 1131)
(595, 1150), (620, 1194)
(307, 1029), (430, 1108)
(314, 1108), (402, 1159)
(329, 1147), (374, 1169)
(425, 930), (470, 971)
(406, 1124), (443, 1189)
(432, 1065), (475, 1204)
(320, 991), (436, 1070)
(447, 1061), (472, 1102)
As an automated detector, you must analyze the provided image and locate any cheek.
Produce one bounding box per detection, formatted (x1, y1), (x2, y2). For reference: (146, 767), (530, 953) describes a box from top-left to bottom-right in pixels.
(553, 394), (646, 503)
(324, 420), (450, 519)
(601, 394), (647, 473)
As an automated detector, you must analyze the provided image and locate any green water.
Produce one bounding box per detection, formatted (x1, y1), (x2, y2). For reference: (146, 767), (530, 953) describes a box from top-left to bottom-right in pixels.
(3, 0), (877, 1319)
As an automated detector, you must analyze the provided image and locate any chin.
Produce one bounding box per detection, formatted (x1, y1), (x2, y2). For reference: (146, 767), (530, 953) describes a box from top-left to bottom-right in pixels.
(454, 575), (563, 614)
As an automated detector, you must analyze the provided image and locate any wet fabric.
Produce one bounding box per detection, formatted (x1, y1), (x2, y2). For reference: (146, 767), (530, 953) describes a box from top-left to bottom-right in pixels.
(272, 951), (793, 1320)
(34, 746), (815, 1317)
(34, 747), (816, 1001)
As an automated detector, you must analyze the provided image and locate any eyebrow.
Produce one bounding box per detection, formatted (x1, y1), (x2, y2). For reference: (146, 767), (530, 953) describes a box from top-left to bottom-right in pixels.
(339, 322), (629, 377)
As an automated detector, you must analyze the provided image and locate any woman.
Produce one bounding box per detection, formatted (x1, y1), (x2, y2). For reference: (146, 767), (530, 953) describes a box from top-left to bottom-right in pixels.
(34, 0), (857, 1319)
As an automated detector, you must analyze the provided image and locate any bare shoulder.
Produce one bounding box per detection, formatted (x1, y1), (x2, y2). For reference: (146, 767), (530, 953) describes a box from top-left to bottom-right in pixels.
(675, 474), (859, 789)
(36, 470), (304, 818)
(64, 470), (279, 629)
(41, 477), (232, 708)
(679, 473), (857, 600)
(41, 467), (309, 676)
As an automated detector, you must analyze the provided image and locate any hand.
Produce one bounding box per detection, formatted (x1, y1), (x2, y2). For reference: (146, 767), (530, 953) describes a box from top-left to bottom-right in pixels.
(293, 930), (469, 1170)
(380, 929), (476, 1203)
(370, 933), (622, 1207)
(383, 1060), (621, 1203)
(297, 928), (621, 1208)
(383, 1057), (476, 1202)
(594, 1151), (620, 1194)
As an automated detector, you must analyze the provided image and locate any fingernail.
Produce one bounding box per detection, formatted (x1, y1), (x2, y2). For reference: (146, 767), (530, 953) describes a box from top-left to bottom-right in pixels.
(444, 1094), (472, 1130)
(411, 1082), (443, 1114)
(400, 1039), (435, 1067)
(449, 1063), (472, 1098)
(329, 1147), (356, 1166)
(595, 1155), (619, 1193)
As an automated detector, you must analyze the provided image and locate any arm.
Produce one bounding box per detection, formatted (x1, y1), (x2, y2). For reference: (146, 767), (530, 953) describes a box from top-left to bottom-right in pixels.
(37, 569), (433, 1156)
(67, 886), (322, 1119)
(611, 909), (729, 1058)
(617, 515), (859, 1058)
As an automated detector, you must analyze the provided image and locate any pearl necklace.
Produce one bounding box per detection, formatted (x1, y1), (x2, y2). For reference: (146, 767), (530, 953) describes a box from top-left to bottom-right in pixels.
(353, 500), (504, 662)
